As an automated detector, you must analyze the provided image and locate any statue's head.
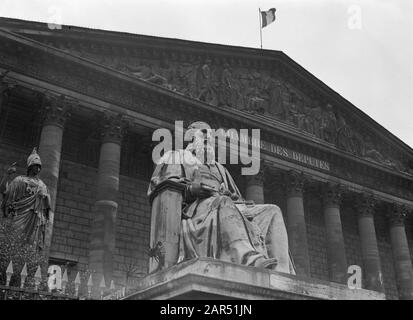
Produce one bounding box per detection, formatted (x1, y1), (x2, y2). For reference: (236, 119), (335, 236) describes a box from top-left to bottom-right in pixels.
(27, 147), (42, 176)
(186, 121), (215, 164)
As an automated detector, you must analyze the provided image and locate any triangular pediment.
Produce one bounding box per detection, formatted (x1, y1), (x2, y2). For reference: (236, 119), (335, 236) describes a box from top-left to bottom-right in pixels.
(1, 17), (412, 176)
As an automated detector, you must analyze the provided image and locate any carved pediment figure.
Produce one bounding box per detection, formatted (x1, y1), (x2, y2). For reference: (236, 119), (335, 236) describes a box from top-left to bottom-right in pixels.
(264, 77), (285, 119)
(336, 115), (356, 154)
(244, 73), (267, 114)
(351, 131), (365, 157)
(363, 136), (386, 163)
(284, 90), (300, 125)
(173, 62), (198, 97)
(246, 88), (266, 114)
(295, 96), (307, 131)
(320, 104), (337, 143)
(303, 106), (315, 134)
(197, 59), (218, 105)
(217, 63), (241, 108)
(128, 63), (168, 86)
(310, 102), (323, 139)
(128, 64), (152, 79)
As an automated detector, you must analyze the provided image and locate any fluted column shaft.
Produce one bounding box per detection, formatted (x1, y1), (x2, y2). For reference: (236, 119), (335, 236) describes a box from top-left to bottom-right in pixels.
(387, 204), (413, 300)
(322, 184), (348, 283)
(284, 170), (310, 276)
(355, 195), (384, 292)
(38, 94), (71, 257)
(89, 113), (125, 283)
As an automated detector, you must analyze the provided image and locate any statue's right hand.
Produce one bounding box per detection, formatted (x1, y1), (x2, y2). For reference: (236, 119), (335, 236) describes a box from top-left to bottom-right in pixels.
(188, 181), (213, 199)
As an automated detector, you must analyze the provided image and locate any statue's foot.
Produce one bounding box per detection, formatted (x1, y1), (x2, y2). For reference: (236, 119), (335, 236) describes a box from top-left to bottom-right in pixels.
(254, 257), (278, 270)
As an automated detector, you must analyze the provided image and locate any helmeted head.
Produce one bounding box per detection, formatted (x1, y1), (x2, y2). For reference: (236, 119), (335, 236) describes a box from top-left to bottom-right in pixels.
(27, 147), (42, 168)
(27, 147), (42, 176)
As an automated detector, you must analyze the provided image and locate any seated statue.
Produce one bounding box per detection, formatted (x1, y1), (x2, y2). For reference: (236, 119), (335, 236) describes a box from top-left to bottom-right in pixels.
(1, 148), (51, 252)
(148, 122), (296, 274)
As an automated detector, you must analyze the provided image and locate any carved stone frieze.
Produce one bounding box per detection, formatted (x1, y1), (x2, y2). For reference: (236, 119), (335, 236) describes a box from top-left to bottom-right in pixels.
(97, 50), (409, 175)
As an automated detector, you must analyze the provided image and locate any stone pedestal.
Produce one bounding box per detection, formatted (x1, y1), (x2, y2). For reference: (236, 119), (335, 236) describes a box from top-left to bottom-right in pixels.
(124, 258), (385, 300)
(355, 194), (384, 292)
(38, 94), (71, 256)
(89, 113), (125, 284)
(149, 180), (186, 273)
(284, 170), (310, 276)
(387, 204), (413, 300)
(322, 184), (348, 284)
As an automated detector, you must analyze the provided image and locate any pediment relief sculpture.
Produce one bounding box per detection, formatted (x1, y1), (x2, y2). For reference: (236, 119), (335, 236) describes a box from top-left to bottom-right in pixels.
(110, 55), (411, 175)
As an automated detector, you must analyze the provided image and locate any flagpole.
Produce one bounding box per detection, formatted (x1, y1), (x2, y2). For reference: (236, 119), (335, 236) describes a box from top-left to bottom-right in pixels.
(258, 8), (263, 49)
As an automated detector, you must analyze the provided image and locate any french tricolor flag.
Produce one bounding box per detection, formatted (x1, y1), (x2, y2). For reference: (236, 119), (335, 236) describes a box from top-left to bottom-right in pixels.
(261, 8), (276, 28)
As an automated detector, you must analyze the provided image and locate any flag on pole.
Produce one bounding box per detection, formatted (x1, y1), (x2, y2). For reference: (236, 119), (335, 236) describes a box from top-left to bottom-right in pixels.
(260, 8), (276, 28)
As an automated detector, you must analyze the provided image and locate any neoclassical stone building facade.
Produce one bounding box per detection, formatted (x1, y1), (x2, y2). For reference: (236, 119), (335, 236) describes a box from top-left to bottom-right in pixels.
(0, 17), (412, 299)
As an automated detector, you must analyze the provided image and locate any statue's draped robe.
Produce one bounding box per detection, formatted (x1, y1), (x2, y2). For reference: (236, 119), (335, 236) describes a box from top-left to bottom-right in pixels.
(148, 150), (295, 274)
(1, 175), (51, 250)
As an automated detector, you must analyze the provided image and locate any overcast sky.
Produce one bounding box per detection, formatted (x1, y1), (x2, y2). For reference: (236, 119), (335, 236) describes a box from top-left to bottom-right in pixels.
(1, 0), (412, 148)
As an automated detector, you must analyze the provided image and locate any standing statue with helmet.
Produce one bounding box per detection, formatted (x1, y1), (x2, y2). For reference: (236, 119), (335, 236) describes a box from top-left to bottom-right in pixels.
(1, 148), (51, 252)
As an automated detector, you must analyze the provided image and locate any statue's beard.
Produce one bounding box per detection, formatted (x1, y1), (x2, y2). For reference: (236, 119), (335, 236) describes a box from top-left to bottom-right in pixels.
(187, 137), (216, 164)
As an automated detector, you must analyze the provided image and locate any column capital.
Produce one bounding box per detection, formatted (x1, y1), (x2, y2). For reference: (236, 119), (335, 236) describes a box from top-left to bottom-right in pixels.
(322, 183), (342, 207)
(100, 112), (127, 144)
(355, 193), (376, 218)
(284, 170), (306, 197)
(387, 203), (410, 227)
(41, 93), (72, 128)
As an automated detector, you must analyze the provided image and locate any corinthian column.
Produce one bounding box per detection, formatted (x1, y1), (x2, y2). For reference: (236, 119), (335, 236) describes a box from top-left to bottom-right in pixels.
(284, 170), (310, 276)
(322, 183), (348, 283)
(38, 94), (71, 256)
(387, 204), (413, 300)
(245, 166), (265, 204)
(355, 194), (384, 292)
(89, 113), (126, 284)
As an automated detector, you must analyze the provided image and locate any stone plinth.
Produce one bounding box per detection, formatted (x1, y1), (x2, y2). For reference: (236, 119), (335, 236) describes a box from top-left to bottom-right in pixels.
(124, 258), (385, 300)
